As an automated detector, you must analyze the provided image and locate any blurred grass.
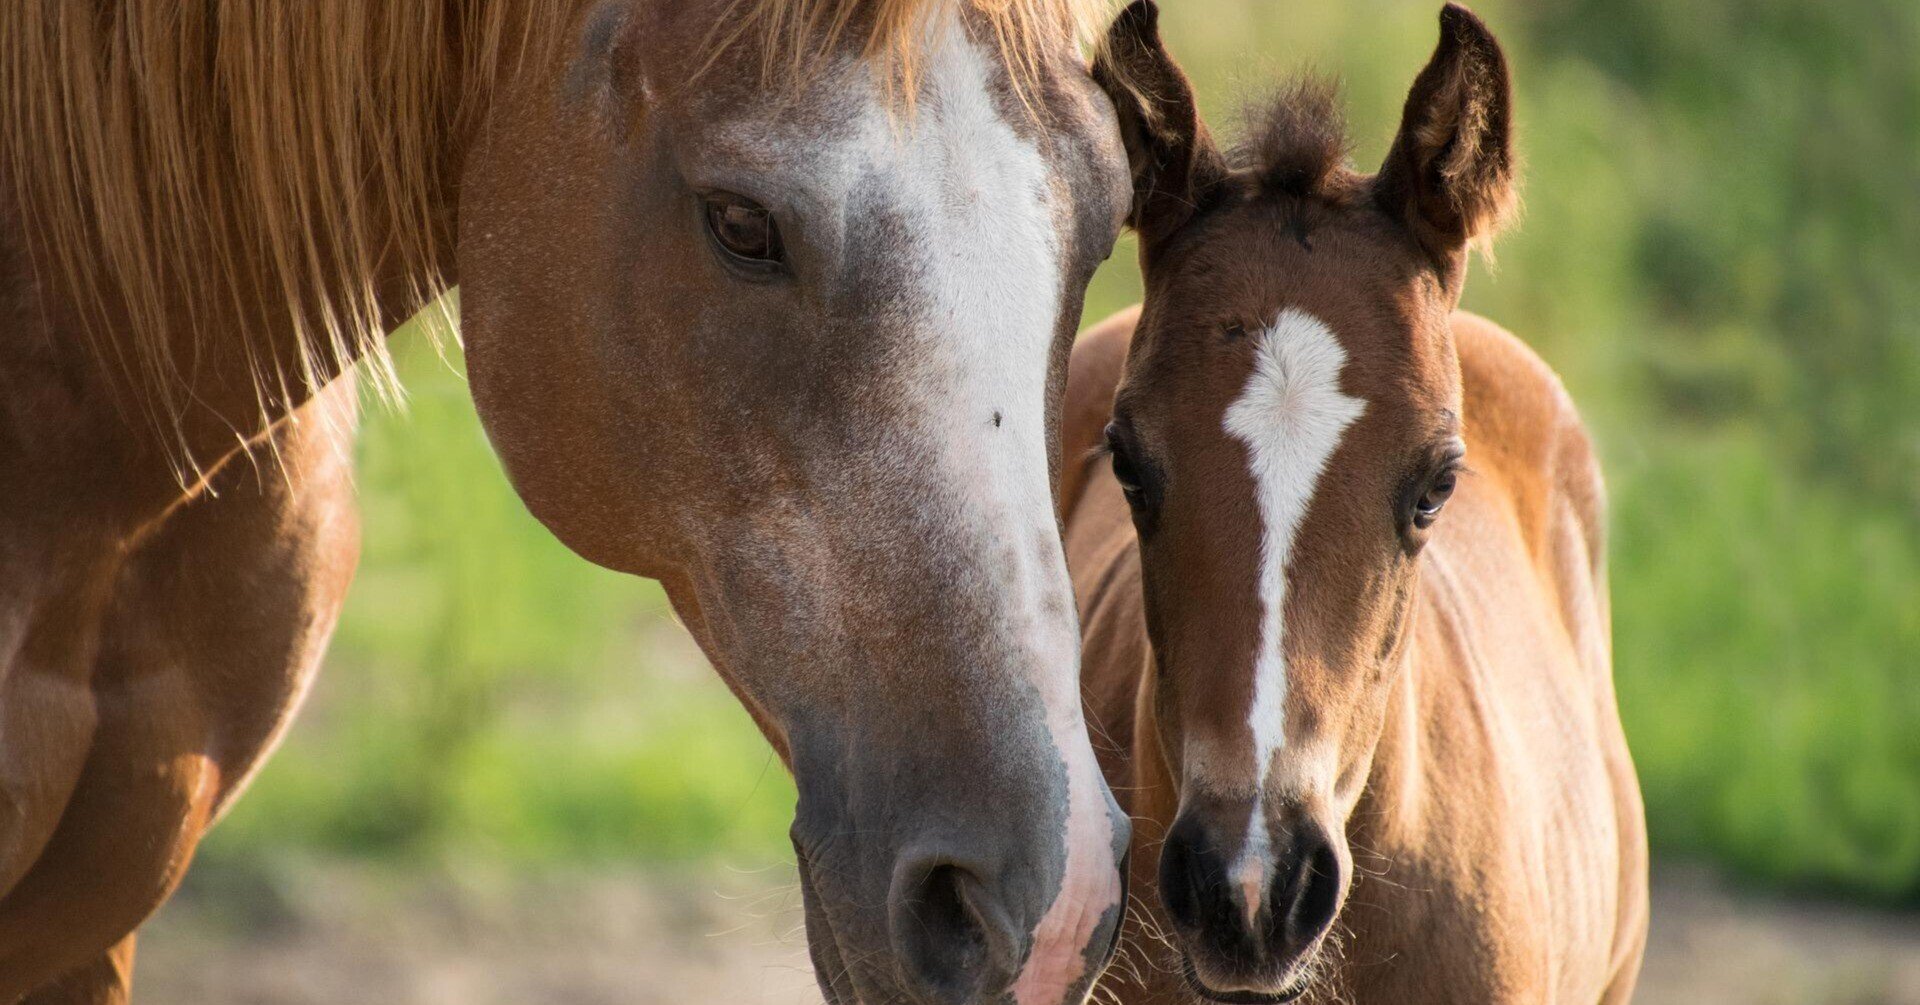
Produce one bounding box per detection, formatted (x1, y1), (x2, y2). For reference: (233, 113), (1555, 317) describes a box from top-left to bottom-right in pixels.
(208, 334), (798, 868)
(205, 0), (1920, 902)
(1611, 433), (1920, 899)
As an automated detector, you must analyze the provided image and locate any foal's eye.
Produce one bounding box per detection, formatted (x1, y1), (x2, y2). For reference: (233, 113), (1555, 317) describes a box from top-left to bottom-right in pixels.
(702, 192), (785, 271)
(1103, 420), (1161, 532)
(1104, 422), (1160, 529)
(1106, 427), (1143, 498)
(1412, 468), (1458, 529)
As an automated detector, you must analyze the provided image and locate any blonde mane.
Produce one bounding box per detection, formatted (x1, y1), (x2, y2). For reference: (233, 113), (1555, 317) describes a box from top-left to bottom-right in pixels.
(728, 0), (1114, 107)
(0, 0), (1108, 465)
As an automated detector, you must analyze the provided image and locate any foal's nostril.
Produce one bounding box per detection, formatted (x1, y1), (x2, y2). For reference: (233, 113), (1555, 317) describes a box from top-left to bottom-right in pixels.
(1274, 833), (1342, 948)
(1158, 813), (1225, 935)
(1161, 812), (1271, 967)
(891, 860), (1020, 1004)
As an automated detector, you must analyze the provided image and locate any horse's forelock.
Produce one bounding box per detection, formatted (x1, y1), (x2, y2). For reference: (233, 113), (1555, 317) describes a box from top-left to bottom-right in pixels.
(721, 0), (1114, 111)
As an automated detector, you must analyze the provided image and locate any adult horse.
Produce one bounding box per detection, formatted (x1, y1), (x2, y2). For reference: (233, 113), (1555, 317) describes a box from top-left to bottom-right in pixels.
(0, 2), (1135, 1002)
(1062, 4), (1647, 1001)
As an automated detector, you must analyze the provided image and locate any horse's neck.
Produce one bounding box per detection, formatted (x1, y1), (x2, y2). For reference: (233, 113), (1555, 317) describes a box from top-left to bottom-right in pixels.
(166, 141), (473, 470)
(113, 182), (461, 507)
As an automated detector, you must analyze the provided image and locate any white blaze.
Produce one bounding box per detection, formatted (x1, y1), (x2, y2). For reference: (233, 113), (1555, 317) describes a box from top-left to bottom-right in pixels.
(692, 7), (1114, 999)
(867, 23), (1119, 1005)
(1220, 309), (1366, 914)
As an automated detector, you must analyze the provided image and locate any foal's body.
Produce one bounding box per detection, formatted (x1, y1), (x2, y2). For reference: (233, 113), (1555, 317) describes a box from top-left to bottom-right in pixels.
(1067, 6), (1647, 997)
(1067, 310), (1646, 1002)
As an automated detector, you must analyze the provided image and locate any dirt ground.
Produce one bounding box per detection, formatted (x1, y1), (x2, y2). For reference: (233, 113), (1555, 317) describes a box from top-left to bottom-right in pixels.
(131, 860), (1920, 1004)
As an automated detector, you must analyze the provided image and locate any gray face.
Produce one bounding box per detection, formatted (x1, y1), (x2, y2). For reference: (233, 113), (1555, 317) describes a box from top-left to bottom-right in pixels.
(458, 5), (1133, 1004)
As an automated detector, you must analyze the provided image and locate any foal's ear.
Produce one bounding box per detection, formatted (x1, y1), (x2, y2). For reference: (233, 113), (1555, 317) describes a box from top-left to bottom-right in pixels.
(1376, 4), (1516, 265)
(1092, 1), (1229, 246)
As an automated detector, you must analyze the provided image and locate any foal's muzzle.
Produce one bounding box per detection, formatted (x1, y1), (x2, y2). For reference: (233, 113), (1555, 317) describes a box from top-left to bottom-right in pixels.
(1159, 804), (1345, 999)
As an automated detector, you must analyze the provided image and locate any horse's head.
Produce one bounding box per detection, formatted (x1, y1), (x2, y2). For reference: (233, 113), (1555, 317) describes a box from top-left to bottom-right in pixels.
(457, 2), (1131, 1002)
(1092, 4), (1515, 998)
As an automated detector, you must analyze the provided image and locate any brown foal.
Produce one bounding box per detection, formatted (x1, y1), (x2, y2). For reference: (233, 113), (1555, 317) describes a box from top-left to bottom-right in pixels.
(1063, 4), (1648, 1001)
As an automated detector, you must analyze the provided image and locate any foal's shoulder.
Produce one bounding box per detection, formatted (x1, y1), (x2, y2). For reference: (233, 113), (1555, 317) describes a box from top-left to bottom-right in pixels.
(1060, 305), (1142, 517)
(1453, 311), (1607, 569)
(1454, 310), (1568, 436)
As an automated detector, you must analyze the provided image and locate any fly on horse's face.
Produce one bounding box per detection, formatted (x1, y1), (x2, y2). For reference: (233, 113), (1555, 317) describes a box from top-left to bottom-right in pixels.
(1092, 3), (1515, 999)
(459, 3), (1131, 1004)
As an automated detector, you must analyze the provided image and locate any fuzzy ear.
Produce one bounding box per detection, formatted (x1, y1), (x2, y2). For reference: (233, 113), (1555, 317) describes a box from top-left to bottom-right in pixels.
(1092, 1), (1229, 246)
(1376, 4), (1516, 264)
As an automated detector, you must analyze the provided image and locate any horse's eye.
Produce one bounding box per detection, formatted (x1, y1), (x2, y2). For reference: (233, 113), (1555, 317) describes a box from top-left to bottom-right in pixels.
(1412, 468), (1457, 529)
(1104, 422), (1163, 533)
(1112, 450), (1144, 497)
(703, 192), (784, 270)
(1104, 426), (1140, 490)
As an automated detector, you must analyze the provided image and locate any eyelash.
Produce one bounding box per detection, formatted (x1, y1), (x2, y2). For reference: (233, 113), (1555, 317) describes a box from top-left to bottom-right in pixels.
(1404, 457), (1467, 536)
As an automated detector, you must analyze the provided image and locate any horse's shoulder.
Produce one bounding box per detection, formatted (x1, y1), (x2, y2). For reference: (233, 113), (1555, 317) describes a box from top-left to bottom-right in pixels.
(1060, 305), (1141, 518)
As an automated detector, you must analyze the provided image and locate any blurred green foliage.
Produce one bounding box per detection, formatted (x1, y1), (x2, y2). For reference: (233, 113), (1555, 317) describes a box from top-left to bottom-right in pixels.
(206, 0), (1920, 901)
(211, 332), (798, 867)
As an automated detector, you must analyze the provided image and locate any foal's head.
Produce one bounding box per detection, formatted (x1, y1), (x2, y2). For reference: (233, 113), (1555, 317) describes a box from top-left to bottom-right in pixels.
(1093, 3), (1515, 998)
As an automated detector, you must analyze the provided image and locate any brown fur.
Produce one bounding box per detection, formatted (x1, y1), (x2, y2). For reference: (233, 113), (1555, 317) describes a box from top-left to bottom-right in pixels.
(1070, 4), (1646, 1001)
(0, 2), (1133, 1001)
(0, 379), (360, 1003)
(0, 3), (567, 475)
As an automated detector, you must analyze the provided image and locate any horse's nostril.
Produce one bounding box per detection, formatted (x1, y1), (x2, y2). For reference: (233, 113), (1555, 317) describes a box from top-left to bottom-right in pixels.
(1276, 834), (1342, 947)
(891, 860), (1018, 1004)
